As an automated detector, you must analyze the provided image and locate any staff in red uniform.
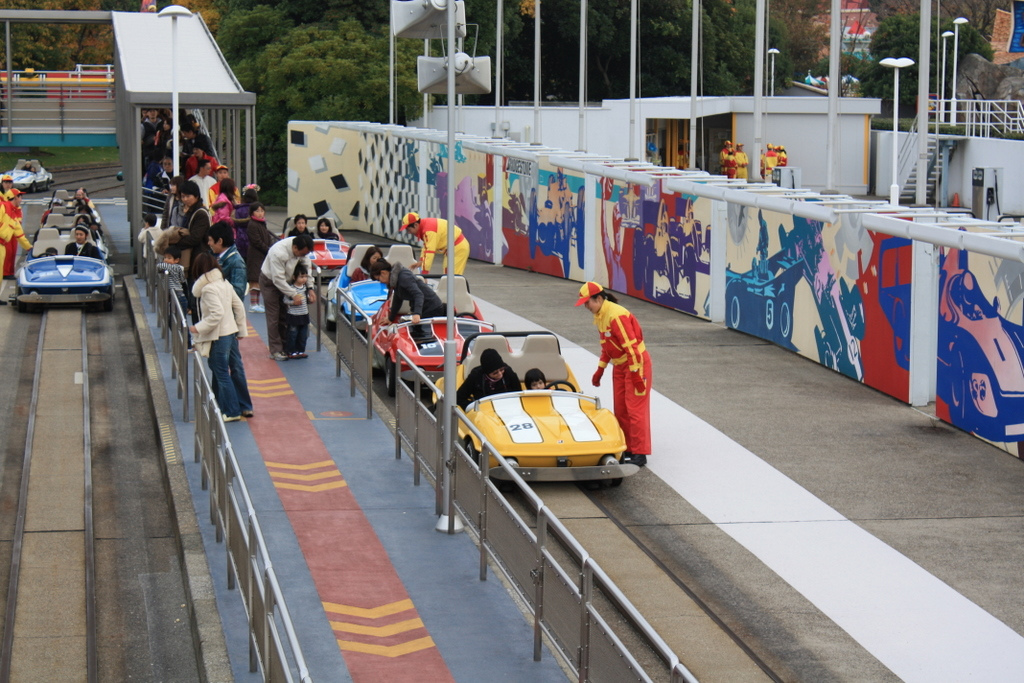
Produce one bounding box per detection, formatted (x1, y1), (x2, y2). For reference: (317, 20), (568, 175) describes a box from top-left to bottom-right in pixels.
(401, 211), (469, 275)
(0, 189), (31, 279)
(576, 281), (651, 467)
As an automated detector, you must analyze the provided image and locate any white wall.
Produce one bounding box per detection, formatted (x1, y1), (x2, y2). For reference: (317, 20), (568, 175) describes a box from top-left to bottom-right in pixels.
(415, 95), (879, 195)
(873, 132), (1024, 214)
(947, 137), (1024, 217)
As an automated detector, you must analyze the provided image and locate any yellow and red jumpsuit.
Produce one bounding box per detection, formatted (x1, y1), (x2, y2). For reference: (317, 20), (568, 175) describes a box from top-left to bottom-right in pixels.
(593, 300), (652, 456)
(414, 217), (469, 275)
(0, 200), (30, 277)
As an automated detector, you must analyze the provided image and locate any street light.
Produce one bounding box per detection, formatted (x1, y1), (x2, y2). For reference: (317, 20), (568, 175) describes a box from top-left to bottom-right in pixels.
(951, 17), (968, 125)
(768, 48), (779, 97)
(880, 56), (914, 206)
(940, 30), (953, 125)
(158, 5), (192, 179)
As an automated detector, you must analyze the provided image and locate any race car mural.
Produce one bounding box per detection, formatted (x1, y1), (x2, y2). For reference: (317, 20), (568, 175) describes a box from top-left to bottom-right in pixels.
(936, 246), (1024, 450)
(597, 178), (711, 317)
(726, 208), (865, 382)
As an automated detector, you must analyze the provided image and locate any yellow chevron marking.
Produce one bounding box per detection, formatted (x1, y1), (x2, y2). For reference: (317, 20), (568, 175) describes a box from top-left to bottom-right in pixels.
(273, 480), (348, 492)
(270, 470), (343, 482)
(250, 390), (295, 398)
(323, 599), (414, 619)
(330, 618), (424, 637)
(266, 460), (335, 471)
(337, 636), (435, 657)
(248, 377), (290, 385)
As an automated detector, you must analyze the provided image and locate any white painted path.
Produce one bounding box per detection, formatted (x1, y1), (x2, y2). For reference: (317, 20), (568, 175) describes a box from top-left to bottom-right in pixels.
(477, 298), (1024, 682)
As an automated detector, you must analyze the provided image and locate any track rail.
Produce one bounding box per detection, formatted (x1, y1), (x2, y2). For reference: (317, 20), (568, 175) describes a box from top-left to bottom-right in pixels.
(0, 310), (98, 683)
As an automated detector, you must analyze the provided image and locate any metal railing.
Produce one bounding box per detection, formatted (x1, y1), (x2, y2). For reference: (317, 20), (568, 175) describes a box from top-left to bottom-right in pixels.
(386, 351), (699, 682)
(0, 80), (116, 137)
(193, 355), (311, 682)
(333, 287), (375, 420)
(142, 186), (168, 218)
(137, 230), (310, 682)
(931, 98), (1024, 138)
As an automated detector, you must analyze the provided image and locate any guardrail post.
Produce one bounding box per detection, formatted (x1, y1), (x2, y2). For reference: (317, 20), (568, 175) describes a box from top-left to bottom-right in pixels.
(579, 561), (593, 679)
(314, 266), (322, 353)
(534, 506), (547, 661)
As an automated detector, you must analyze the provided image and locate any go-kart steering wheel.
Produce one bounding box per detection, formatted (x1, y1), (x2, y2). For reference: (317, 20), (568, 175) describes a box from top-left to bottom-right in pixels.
(546, 380), (577, 392)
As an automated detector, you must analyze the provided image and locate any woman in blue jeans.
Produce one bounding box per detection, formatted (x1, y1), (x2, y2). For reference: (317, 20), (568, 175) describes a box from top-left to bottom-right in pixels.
(189, 252), (253, 422)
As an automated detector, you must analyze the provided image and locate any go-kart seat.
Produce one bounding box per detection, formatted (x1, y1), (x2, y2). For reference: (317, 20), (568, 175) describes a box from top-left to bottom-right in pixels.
(385, 244), (415, 269)
(36, 227), (63, 243)
(32, 237), (68, 257)
(461, 336), (514, 375)
(43, 213), (68, 228)
(15, 158), (26, 170)
(55, 189), (70, 202)
(515, 334), (571, 384)
(346, 244), (373, 277)
(29, 160), (40, 172)
(433, 275), (474, 316)
(459, 333), (571, 390)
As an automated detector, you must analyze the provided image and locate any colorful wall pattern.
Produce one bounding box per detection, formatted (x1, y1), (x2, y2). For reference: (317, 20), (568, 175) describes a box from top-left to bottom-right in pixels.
(724, 206), (910, 402)
(501, 159), (587, 279)
(596, 178), (712, 318)
(936, 238), (1024, 457)
(288, 121), (1024, 458)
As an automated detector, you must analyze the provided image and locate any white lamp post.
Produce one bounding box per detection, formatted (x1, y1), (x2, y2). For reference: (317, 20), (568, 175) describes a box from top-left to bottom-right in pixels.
(880, 56), (914, 206)
(951, 17), (968, 125)
(158, 5), (192, 179)
(940, 30), (953, 124)
(768, 48), (779, 97)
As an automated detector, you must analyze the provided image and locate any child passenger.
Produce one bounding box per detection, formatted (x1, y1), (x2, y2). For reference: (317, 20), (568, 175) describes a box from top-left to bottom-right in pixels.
(283, 263), (311, 359)
(524, 368), (547, 390)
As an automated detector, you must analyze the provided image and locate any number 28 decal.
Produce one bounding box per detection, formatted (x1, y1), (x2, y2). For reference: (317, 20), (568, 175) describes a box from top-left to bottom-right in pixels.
(508, 423), (535, 432)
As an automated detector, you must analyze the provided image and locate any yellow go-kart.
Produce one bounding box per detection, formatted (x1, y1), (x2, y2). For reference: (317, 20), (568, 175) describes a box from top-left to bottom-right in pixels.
(449, 332), (638, 485)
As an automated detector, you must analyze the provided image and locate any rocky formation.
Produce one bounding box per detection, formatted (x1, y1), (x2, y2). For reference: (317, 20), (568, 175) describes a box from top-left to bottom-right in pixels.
(957, 53), (1024, 102)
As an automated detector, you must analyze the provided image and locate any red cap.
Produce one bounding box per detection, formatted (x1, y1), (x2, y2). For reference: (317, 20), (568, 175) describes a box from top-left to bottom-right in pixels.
(401, 212), (420, 231)
(9, 188), (23, 197)
(215, 164), (229, 171)
(575, 281), (604, 306)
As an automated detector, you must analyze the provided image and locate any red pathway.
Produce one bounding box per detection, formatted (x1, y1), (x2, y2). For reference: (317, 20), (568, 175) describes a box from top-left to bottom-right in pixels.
(238, 329), (453, 681)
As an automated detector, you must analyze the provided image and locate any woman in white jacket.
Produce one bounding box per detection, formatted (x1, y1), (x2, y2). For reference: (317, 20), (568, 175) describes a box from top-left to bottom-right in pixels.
(189, 252), (253, 422)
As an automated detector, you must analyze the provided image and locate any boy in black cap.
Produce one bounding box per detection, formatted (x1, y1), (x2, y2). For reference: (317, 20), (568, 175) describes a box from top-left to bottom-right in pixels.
(456, 348), (521, 409)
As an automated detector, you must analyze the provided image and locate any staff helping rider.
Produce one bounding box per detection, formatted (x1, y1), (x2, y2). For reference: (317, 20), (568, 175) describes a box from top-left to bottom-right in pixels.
(401, 212), (469, 275)
(576, 282), (652, 467)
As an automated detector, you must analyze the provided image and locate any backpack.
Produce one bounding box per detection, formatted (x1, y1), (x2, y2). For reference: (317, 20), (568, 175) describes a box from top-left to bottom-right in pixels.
(233, 218), (250, 260)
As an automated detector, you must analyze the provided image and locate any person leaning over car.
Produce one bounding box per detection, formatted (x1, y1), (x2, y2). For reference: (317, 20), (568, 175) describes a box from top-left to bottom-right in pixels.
(456, 348), (522, 410)
(576, 281), (651, 468)
(259, 233), (315, 361)
(370, 258), (445, 326)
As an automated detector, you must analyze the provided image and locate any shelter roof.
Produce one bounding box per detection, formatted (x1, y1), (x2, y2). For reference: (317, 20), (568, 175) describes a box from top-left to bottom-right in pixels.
(112, 11), (255, 107)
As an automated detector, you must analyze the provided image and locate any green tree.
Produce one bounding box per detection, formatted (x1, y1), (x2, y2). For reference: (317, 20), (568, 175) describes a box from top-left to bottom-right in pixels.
(218, 16), (424, 203)
(860, 13), (992, 105)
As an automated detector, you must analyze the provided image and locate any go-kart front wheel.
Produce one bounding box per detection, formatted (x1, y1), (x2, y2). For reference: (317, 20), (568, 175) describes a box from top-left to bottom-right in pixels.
(602, 455), (624, 488)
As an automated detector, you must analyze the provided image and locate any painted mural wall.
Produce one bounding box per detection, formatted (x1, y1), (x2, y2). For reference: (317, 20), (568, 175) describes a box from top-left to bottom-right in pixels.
(936, 235), (1024, 458)
(595, 178), (713, 318)
(288, 121), (1024, 459)
(724, 206), (911, 402)
(500, 158), (587, 279)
